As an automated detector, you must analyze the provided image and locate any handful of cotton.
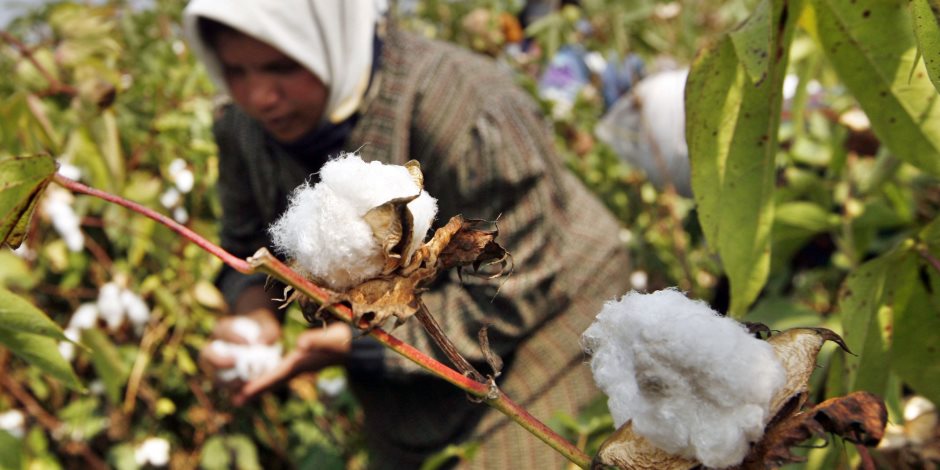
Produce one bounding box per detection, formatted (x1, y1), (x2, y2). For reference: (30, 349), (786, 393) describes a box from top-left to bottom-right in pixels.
(210, 317), (282, 382)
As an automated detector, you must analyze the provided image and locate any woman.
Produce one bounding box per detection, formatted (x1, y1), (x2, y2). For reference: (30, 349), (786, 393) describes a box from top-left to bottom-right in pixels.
(183, 1), (631, 468)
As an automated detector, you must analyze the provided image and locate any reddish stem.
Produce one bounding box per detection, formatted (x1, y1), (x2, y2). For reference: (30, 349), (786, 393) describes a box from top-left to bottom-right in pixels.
(55, 175), (591, 468)
(53, 174), (252, 274)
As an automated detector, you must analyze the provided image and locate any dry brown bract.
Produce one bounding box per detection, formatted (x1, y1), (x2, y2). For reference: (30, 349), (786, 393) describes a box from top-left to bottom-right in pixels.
(298, 214), (509, 329)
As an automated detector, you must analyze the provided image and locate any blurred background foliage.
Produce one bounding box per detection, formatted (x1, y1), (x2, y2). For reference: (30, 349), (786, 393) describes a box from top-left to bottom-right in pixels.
(1, 0), (938, 469)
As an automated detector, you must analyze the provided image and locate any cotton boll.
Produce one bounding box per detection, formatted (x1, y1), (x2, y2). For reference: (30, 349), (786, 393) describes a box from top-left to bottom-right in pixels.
(174, 169), (194, 194)
(173, 206), (189, 224)
(43, 189), (85, 252)
(160, 188), (181, 209)
(135, 437), (171, 467)
(582, 289), (786, 468)
(56, 162), (83, 181)
(317, 375), (347, 398)
(121, 290), (150, 331)
(58, 340), (76, 362)
(0, 409), (26, 439)
(270, 154), (438, 289)
(97, 282), (125, 330)
(270, 182), (381, 289)
(68, 303), (99, 331)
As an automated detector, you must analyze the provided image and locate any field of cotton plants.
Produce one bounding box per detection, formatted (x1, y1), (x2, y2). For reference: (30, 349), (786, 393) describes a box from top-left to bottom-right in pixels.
(2, 1), (939, 468)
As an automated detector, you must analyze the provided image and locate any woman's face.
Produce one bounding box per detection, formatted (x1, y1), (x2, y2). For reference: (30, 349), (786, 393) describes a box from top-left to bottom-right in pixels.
(213, 30), (327, 142)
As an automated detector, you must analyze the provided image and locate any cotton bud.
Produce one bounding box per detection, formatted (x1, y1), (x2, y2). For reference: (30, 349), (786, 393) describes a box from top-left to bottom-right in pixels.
(0, 409), (26, 439)
(582, 289), (786, 468)
(269, 153), (438, 290)
(211, 317), (282, 382)
(134, 436), (171, 467)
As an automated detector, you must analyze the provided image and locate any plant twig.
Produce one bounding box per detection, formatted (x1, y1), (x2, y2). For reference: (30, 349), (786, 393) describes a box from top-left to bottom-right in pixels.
(57, 177), (592, 468)
(0, 31), (77, 95)
(53, 174), (253, 274)
(415, 300), (486, 382)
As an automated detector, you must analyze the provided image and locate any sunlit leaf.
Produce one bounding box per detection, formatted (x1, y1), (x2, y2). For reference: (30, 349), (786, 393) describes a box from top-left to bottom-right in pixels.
(912, 0), (940, 93)
(811, 0), (940, 176)
(0, 430), (23, 470)
(0, 154), (56, 249)
(687, 0), (802, 316)
(0, 325), (83, 391)
(839, 247), (917, 395)
(0, 287), (68, 341)
(891, 268), (940, 405)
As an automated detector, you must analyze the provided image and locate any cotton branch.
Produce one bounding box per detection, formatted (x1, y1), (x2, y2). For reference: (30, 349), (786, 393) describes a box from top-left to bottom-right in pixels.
(53, 174), (592, 469)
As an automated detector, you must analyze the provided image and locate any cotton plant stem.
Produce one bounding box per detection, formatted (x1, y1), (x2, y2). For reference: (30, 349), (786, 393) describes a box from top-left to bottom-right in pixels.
(56, 176), (591, 469)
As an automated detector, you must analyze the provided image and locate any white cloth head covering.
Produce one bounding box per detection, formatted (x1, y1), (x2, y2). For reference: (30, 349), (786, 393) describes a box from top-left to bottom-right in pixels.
(183, 0), (383, 124)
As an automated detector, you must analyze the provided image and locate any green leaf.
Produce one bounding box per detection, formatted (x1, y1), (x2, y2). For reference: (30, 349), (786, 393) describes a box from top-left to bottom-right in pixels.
(730, 0), (774, 84)
(912, 0), (940, 93)
(0, 154), (56, 249)
(0, 430), (23, 470)
(0, 287), (69, 341)
(200, 435), (261, 470)
(891, 266), (940, 405)
(687, 0), (802, 316)
(811, 0), (940, 176)
(839, 246), (918, 395)
(0, 325), (83, 391)
(82, 328), (129, 405)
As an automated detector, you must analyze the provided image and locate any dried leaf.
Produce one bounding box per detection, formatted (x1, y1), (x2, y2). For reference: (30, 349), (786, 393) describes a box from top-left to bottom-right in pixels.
(437, 217), (510, 276)
(740, 391), (887, 468)
(338, 266), (433, 328)
(766, 328), (851, 418)
(593, 421), (699, 470)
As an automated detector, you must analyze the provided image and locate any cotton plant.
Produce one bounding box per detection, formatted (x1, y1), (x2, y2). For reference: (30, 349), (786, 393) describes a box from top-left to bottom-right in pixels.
(209, 317), (283, 382)
(583, 289), (885, 469)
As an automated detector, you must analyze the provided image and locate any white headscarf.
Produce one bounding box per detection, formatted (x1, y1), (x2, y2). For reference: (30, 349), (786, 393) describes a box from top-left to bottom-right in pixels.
(183, 0), (384, 124)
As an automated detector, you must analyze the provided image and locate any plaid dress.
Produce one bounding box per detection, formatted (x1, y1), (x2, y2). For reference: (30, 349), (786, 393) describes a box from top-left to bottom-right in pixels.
(213, 27), (632, 469)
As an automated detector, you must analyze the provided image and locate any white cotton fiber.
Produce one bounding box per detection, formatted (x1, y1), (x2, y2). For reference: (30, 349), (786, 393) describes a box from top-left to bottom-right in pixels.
(269, 153), (438, 290)
(581, 289), (786, 468)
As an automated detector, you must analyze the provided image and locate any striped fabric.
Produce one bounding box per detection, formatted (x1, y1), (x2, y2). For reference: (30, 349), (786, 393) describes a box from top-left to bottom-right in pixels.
(213, 27), (632, 469)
